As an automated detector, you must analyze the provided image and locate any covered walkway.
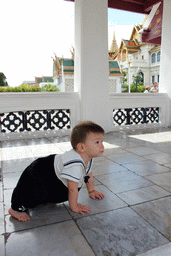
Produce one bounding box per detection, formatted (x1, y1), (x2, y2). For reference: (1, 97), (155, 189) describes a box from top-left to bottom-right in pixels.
(1, 127), (171, 255)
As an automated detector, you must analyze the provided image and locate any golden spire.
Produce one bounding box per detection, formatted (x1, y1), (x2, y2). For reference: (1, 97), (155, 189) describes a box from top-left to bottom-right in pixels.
(109, 30), (118, 53)
(109, 30), (119, 60)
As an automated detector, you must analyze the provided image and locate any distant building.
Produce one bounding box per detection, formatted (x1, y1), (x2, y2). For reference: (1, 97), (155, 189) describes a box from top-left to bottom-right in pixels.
(22, 80), (35, 86)
(52, 47), (123, 93)
(35, 76), (54, 86)
(116, 13), (161, 87)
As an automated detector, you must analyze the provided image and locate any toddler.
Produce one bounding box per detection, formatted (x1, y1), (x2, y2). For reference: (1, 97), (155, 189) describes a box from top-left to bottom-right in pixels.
(8, 121), (105, 221)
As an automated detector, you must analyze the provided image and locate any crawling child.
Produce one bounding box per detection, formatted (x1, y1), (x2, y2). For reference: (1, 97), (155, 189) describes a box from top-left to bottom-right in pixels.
(8, 121), (105, 221)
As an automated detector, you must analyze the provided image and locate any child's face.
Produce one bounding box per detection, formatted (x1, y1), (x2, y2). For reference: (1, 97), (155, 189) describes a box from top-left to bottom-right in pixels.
(83, 132), (104, 159)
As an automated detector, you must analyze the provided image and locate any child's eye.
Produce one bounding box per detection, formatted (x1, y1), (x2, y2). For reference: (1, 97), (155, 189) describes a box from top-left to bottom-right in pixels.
(96, 141), (99, 144)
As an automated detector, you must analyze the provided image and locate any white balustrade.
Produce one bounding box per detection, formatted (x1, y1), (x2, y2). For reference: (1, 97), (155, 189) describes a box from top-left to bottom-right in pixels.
(0, 92), (169, 140)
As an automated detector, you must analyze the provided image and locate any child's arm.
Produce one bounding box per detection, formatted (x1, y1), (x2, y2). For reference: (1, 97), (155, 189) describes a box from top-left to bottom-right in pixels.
(86, 172), (104, 199)
(68, 180), (90, 215)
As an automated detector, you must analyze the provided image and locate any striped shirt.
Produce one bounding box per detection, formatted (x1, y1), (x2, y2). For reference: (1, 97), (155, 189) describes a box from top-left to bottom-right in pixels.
(54, 149), (93, 188)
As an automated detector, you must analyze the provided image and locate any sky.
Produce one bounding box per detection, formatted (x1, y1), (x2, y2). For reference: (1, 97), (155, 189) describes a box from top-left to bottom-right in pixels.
(0, 0), (145, 87)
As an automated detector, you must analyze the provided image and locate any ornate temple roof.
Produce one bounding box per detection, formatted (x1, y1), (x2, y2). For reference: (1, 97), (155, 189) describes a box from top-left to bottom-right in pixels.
(108, 31), (119, 60)
(140, 2), (162, 45)
(120, 39), (140, 54)
(52, 48), (122, 77)
(52, 55), (122, 77)
(109, 61), (122, 76)
(65, 0), (163, 14)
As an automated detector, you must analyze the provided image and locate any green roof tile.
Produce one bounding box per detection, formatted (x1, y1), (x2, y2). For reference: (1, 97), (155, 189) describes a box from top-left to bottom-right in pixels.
(110, 71), (121, 74)
(59, 59), (74, 67)
(44, 77), (53, 82)
(109, 61), (119, 68)
(37, 78), (43, 83)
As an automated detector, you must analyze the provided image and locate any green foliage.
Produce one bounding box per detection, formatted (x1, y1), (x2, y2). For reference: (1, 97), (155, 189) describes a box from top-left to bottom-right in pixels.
(0, 72), (7, 86)
(42, 84), (60, 92)
(122, 84), (129, 93)
(122, 83), (146, 93)
(131, 84), (145, 93)
(122, 71), (127, 83)
(0, 83), (60, 92)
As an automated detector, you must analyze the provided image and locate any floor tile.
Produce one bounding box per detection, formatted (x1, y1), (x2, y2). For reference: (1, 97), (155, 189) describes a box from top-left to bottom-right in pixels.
(144, 152), (171, 165)
(0, 202), (4, 235)
(103, 147), (127, 156)
(2, 157), (35, 174)
(132, 196), (171, 240)
(64, 185), (127, 219)
(117, 185), (170, 205)
(92, 160), (128, 176)
(4, 189), (13, 215)
(125, 146), (161, 156)
(26, 143), (63, 157)
(0, 235), (5, 256)
(48, 135), (70, 144)
(96, 171), (153, 193)
(1, 145), (34, 161)
(76, 207), (169, 256)
(163, 163), (171, 169)
(145, 172), (171, 192)
(5, 220), (95, 256)
(46, 141), (72, 153)
(0, 182), (2, 202)
(6, 203), (72, 233)
(1, 140), (27, 148)
(128, 131), (171, 144)
(137, 242), (171, 256)
(106, 152), (144, 165)
(2, 128), (171, 256)
(3, 172), (22, 190)
(122, 160), (171, 176)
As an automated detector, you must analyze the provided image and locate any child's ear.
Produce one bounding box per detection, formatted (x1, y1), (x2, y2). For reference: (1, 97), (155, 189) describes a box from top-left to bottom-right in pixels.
(77, 143), (85, 152)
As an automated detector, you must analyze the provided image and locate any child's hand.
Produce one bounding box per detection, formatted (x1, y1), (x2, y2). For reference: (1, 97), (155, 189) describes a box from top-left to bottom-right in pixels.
(89, 190), (104, 200)
(72, 203), (91, 215)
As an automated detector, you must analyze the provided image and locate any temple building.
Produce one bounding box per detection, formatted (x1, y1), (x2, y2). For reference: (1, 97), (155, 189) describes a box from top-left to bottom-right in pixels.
(117, 2), (162, 87)
(52, 45), (123, 93)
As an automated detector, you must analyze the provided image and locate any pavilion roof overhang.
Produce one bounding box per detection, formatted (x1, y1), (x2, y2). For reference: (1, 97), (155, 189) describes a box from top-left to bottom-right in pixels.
(65, 0), (163, 14)
(140, 2), (163, 45)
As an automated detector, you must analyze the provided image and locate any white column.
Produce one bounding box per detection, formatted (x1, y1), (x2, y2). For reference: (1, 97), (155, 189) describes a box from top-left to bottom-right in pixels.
(159, 0), (171, 125)
(74, 0), (111, 132)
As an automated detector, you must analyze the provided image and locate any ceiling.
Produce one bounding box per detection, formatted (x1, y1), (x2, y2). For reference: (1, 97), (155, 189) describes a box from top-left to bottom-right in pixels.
(65, 0), (163, 14)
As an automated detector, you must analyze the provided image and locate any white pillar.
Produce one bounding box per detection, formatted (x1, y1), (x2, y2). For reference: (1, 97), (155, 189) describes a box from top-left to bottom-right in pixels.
(159, 0), (171, 125)
(160, 0), (171, 95)
(74, 0), (111, 132)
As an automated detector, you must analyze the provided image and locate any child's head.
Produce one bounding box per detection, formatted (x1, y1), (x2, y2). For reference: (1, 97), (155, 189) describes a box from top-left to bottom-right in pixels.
(71, 121), (104, 150)
(146, 86), (150, 91)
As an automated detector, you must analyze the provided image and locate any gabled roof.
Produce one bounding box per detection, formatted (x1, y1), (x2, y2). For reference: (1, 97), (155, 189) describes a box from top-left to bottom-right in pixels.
(130, 24), (143, 41)
(120, 39), (140, 52)
(109, 61), (122, 76)
(140, 2), (162, 45)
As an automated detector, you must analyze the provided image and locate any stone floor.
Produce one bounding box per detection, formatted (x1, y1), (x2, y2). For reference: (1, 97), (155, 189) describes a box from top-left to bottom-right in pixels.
(1, 127), (171, 256)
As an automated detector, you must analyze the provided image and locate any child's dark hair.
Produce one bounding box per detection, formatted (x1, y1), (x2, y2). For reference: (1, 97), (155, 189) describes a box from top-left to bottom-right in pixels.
(71, 121), (104, 150)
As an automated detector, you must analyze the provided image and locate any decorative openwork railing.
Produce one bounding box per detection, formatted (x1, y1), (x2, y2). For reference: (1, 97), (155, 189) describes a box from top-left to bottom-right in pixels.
(0, 109), (71, 133)
(113, 107), (159, 126)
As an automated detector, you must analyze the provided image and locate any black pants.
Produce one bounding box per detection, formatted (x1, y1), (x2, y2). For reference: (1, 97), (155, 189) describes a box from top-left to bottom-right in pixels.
(11, 154), (69, 211)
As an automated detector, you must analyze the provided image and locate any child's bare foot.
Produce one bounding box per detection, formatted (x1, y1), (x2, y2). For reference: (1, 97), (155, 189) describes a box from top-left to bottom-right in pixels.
(8, 208), (30, 222)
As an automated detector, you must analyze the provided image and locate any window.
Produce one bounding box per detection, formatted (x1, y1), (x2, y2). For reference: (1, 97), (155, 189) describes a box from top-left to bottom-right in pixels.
(142, 55), (144, 60)
(152, 76), (155, 83)
(151, 53), (156, 63)
(158, 75), (160, 83)
(157, 51), (161, 62)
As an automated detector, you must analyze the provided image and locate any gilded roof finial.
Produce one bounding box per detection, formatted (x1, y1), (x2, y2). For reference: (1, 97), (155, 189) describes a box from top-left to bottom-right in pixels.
(109, 30), (118, 53)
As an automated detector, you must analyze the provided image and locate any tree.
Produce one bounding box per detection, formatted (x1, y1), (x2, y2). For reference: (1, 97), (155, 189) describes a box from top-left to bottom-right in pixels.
(42, 84), (60, 92)
(0, 72), (8, 86)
